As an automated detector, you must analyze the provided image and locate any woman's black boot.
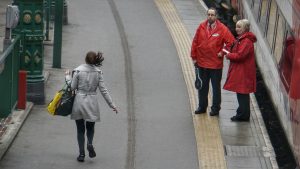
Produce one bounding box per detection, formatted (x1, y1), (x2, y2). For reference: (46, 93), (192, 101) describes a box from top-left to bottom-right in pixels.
(77, 154), (85, 162)
(87, 144), (96, 158)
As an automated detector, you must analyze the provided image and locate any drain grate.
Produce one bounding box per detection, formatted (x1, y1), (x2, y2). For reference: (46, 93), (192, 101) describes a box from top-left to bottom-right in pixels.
(225, 145), (263, 157)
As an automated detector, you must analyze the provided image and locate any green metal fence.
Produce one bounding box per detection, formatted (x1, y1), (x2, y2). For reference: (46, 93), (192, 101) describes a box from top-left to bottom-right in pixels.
(0, 35), (21, 118)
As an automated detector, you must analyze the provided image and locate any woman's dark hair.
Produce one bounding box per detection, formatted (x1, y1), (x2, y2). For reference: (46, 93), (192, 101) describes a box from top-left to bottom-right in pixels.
(85, 51), (104, 66)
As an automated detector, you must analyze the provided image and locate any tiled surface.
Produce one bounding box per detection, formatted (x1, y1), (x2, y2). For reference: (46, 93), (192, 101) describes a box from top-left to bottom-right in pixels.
(155, 0), (227, 168)
(172, 0), (205, 37)
(172, 0), (276, 168)
(225, 156), (268, 169)
(0, 117), (11, 139)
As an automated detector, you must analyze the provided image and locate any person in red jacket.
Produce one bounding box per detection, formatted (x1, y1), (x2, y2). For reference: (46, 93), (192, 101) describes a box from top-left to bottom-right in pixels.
(223, 19), (257, 122)
(191, 7), (235, 116)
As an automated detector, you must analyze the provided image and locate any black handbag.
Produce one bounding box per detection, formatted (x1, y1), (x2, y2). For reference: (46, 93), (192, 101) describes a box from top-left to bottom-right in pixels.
(55, 85), (75, 116)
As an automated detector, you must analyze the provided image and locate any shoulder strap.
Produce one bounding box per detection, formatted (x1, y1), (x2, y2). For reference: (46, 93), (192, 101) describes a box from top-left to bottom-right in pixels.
(72, 70), (80, 77)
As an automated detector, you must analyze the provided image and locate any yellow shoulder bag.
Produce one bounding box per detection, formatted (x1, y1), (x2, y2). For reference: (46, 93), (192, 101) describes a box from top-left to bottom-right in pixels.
(47, 90), (63, 115)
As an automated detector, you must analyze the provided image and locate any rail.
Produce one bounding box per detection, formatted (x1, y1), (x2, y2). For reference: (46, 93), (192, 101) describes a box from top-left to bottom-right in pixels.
(0, 35), (21, 118)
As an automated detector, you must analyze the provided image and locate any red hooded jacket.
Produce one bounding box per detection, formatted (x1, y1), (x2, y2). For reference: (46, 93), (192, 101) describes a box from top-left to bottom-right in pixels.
(223, 32), (257, 94)
(191, 20), (235, 69)
(278, 36), (295, 92)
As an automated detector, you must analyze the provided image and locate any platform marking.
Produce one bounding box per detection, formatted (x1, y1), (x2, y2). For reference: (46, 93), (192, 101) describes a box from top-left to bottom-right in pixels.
(108, 1), (136, 169)
(154, 0), (227, 168)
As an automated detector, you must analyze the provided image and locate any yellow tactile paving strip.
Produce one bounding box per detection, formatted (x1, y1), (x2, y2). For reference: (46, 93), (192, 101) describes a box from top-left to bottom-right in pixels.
(154, 0), (227, 168)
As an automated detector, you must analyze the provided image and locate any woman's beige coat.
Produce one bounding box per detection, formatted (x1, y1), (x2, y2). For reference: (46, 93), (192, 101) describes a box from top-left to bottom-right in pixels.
(66, 64), (116, 122)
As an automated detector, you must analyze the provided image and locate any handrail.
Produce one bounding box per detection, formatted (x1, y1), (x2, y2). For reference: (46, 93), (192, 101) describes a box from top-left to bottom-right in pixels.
(0, 35), (21, 64)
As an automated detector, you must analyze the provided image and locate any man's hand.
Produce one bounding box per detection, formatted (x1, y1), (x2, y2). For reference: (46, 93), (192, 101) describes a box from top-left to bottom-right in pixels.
(217, 52), (223, 58)
(193, 60), (197, 67)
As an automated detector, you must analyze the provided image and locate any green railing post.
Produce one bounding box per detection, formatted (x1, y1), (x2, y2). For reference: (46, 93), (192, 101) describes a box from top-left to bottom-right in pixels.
(13, 0), (45, 104)
(52, 0), (63, 68)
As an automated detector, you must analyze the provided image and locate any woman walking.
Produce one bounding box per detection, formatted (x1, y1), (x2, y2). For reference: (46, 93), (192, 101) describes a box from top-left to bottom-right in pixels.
(223, 19), (257, 122)
(65, 51), (118, 162)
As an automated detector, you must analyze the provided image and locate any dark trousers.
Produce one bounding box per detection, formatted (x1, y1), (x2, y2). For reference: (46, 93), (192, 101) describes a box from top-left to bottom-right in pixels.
(75, 119), (95, 155)
(196, 67), (222, 113)
(236, 93), (250, 119)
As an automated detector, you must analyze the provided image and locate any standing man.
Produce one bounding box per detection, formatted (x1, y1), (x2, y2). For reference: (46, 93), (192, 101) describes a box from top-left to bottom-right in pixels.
(191, 7), (235, 116)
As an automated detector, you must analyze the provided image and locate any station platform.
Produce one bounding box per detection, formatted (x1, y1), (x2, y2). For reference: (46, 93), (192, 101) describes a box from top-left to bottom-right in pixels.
(155, 0), (278, 168)
(0, 0), (278, 169)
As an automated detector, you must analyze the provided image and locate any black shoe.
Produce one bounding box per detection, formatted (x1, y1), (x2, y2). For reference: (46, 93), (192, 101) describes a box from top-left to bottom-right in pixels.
(230, 116), (249, 122)
(87, 144), (96, 158)
(77, 154), (85, 162)
(209, 111), (219, 116)
(230, 116), (237, 121)
(194, 108), (206, 114)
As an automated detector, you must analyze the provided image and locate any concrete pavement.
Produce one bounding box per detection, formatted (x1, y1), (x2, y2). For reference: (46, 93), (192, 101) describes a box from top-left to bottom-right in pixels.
(0, 0), (278, 169)
(171, 0), (277, 168)
(0, 0), (198, 169)
(0, 0), (34, 162)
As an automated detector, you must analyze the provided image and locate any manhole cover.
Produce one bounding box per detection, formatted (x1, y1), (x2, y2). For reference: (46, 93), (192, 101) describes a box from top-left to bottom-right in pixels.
(225, 145), (263, 157)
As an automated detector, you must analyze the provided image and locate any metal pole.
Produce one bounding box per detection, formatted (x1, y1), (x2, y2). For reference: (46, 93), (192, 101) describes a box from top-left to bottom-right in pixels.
(63, 0), (68, 25)
(1, 28), (10, 73)
(3, 6), (12, 50)
(17, 70), (27, 109)
(52, 0), (63, 68)
(3, 28), (12, 50)
(45, 0), (50, 41)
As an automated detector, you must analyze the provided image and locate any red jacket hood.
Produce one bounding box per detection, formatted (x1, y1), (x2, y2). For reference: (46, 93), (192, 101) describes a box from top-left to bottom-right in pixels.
(238, 32), (257, 43)
(286, 36), (295, 46)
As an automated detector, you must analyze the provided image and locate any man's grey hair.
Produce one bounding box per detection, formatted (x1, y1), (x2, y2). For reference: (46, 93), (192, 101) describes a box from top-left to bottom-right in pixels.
(207, 7), (218, 16)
